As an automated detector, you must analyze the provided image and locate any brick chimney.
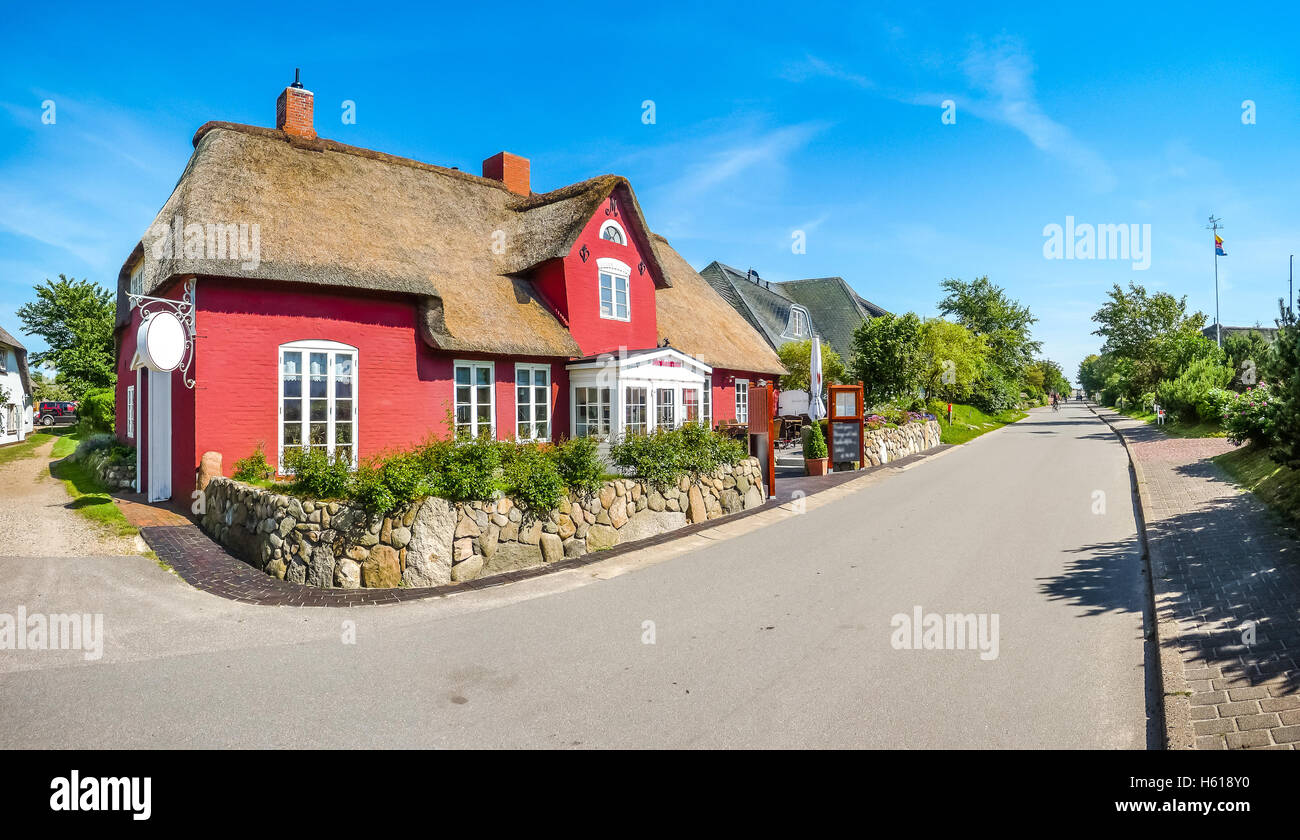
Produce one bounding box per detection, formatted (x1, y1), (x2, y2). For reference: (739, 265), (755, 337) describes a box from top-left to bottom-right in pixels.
(276, 69), (316, 139)
(482, 152), (530, 195)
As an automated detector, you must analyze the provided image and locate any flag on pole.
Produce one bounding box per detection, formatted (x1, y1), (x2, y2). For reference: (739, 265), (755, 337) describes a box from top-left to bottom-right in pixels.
(1215, 234), (1227, 256)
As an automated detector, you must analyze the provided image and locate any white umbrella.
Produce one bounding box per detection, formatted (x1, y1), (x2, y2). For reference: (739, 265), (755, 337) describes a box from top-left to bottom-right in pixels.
(808, 337), (826, 420)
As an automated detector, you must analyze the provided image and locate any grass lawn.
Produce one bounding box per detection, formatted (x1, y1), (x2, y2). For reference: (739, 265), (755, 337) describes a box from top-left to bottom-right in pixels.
(49, 456), (139, 538)
(49, 426), (86, 458)
(0, 432), (54, 466)
(938, 404), (1028, 445)
(1111, 405), (1225, 438)
(1213, 445), (1300, 526)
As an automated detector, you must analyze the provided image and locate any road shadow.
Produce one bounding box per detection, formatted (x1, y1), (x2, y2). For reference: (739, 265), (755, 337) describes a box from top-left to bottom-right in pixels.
(1038, 536), (1144, 617)
(1144, 476), (1300, 696)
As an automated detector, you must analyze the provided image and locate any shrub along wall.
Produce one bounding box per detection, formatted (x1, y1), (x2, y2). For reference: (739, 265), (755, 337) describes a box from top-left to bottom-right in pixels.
(201, 457), (765, 589)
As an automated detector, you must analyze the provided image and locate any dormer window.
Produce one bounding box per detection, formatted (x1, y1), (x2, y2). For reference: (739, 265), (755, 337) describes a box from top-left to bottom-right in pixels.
(786, 306), (811, 338)
(596, 257), (631, 321)
(599, 219), (627, 245)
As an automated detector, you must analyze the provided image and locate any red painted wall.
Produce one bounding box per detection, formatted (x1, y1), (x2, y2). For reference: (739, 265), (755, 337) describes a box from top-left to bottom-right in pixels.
(559, 187), (659, 357)
(189, 279), (569, 488)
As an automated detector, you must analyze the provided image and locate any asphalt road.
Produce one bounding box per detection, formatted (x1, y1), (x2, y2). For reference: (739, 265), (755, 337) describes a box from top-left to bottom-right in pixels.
(0, 403), (1154, 748)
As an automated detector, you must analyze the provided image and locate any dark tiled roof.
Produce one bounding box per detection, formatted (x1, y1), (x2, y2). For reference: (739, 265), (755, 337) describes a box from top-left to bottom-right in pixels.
(1201, 324), (1278, 342)
(698, 263), (891, 360)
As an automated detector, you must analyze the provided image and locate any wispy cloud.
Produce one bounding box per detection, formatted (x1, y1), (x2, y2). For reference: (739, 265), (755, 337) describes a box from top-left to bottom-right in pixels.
(780, 55), (874, 90)
(956, 38), (1116, 192)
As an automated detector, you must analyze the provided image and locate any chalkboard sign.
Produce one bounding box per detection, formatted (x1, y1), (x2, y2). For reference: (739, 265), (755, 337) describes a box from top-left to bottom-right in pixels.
(831, 420), (861, 464)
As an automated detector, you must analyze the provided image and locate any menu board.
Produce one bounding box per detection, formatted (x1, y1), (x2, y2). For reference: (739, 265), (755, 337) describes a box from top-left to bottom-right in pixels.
(831, 420), (861, 463)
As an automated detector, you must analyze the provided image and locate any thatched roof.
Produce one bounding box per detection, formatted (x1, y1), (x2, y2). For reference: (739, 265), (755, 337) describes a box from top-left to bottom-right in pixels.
(115, 122), (775, 372)
(0, 324), (33, 395)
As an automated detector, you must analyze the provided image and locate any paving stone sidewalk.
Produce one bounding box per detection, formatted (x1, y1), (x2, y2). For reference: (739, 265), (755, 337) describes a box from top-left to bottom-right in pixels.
(1096, 407), (1300, 749)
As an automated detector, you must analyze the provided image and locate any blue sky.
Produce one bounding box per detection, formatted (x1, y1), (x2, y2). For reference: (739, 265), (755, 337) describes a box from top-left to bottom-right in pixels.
(3, 1), (1298, 384)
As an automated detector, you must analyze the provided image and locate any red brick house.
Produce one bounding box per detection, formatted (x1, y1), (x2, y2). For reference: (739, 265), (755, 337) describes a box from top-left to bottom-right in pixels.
(114, 78), (784, 503)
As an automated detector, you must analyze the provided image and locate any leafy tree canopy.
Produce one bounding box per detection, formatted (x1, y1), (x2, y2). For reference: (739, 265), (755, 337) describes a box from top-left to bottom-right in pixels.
(16, 274), (115, 399)
(777, 339), (845, 394)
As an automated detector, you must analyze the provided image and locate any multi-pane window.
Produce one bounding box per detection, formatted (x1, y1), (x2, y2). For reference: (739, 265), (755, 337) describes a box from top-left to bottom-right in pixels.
(455, 361), (495, 438)
(735, 380), (749, 424)
(655, 388), (675, 429)
(281, 342), (357, 468)
(624, 387), (647, 436)
(575, 387), (611, 438)
(515, 364), (550, 440)
(595, 260), (631, 322)
(788, 307), (811, 338)
(126, 386), (135, 438)
(683, 388), (700, 424)
(600, 222), (625, 244)
(702, 379), (712, 428)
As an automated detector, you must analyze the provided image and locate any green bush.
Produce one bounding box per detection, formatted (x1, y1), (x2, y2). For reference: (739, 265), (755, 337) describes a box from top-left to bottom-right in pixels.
(79, 387), (115, 433)
(802, 421), (828, 459)
(552, 435), (605, 496)
(232, 441), (273, 483)
(283, 447), (352, 499)
(501, 442), (566, 512)
(610, 423), (746, 487)
(71, 432), (118, 461)
(351, 451), (430, 514)
(427, 434), (502, 502)
(1156, 358), (1233, 422)
(1222, 382), (1277, 447)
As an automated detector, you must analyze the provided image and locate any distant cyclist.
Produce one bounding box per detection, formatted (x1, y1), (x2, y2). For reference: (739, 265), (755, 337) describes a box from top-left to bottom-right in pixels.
(1051, 392), (1060, 411)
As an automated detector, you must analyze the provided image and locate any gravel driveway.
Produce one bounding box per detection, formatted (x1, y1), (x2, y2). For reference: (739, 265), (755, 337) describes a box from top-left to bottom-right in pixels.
(0, 437), (139, 556)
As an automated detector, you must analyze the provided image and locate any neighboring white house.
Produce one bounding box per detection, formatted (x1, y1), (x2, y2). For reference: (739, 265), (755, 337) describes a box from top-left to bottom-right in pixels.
(0, 325), (34, 446)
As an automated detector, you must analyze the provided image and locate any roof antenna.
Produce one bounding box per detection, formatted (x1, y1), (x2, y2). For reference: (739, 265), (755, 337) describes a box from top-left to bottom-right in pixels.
(291, 68), (304, 89)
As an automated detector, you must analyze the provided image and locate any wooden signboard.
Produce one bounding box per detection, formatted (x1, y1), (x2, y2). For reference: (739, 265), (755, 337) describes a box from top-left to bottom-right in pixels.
(827, 383), (864, 469)
(746, 382), (776, 498)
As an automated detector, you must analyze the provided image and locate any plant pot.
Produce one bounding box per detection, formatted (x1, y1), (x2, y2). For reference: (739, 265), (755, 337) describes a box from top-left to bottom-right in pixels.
(804, 457), (829, 476)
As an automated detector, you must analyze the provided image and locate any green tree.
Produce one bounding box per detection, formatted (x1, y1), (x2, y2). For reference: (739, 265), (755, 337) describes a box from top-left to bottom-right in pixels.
(17, 275), (115, 399)
(1091, 281), (1207, 395)
(847, 312), (924, 407)
(937, 276), (1040, 411)
(1222, 329), (1272, 389)
(1266, 301), (1300, 467)
(917, 318), (987, 402)
(776, 339), (845, 394)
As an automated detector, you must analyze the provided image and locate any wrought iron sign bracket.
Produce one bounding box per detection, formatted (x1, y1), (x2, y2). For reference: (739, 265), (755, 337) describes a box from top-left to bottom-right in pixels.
(126, 278), (198, 389)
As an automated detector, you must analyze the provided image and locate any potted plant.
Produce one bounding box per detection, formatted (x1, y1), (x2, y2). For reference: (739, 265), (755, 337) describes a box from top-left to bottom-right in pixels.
(802, 422), (829, 476)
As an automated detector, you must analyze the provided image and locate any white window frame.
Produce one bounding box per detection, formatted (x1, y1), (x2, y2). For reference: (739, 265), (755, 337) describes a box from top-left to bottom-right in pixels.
(278, 339), (359, 470)
(126, 385), (135, 438)
(514, 363), (552, 441)
(573, 385), (612, 439)
(735, 380), (749, 424)
(598, 219), (628, 245)
(596, 257), (631, 322)
(624, 386), (648, 436)
(786, 306), (811, 338)
(454, 360), (496, 439)
(702, 377), (712, 428)
(654, 387), (676, 429)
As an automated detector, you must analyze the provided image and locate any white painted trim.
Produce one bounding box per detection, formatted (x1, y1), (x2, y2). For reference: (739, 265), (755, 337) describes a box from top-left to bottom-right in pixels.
(565, 345), (712, 374)
(598, 219), (628, 245)
(135, 368), (141, 492)
(596, 257), (632, 322)
(513, 362), (552, 441)
(453, 359), (496, 439)
(277, 340), (359, 470)
(147, 368), (172, 501)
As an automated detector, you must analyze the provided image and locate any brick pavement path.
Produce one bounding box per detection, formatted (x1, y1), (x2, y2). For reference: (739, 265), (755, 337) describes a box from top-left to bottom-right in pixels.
(1094, 406), (1300, 749)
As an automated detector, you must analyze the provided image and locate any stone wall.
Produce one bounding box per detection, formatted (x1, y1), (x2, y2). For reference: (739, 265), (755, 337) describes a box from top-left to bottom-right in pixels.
(83, 449), (136, 491)
(861, 419), (942, 467)
(200, 457), (766, 590)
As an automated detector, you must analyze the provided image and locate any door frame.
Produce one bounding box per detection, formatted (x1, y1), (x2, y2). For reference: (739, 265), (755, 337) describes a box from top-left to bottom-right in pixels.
(147, 368), (172, 501)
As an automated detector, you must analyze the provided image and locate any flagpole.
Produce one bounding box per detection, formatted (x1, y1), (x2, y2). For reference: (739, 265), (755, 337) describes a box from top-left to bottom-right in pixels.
(1207, 215), (1224, 347)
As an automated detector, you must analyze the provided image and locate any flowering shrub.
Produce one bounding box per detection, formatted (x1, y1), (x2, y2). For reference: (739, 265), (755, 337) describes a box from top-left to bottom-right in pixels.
(865, 414), (888, 431)
(1221, 382), (1276, 447)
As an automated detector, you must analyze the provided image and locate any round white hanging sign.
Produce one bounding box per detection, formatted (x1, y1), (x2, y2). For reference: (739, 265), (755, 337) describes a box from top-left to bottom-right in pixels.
(137, 311), (187, 372)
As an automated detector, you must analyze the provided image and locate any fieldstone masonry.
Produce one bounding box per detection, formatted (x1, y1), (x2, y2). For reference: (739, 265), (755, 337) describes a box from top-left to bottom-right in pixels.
(201, 456), (765, 589)
(861, 420), (942, 467)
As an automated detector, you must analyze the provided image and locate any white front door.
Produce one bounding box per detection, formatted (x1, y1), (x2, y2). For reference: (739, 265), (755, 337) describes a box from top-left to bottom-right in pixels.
(147, 368), (172, 501)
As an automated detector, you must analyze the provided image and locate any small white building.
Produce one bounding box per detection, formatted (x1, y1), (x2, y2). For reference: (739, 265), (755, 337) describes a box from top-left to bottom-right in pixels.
(0, 326), (34, 445)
